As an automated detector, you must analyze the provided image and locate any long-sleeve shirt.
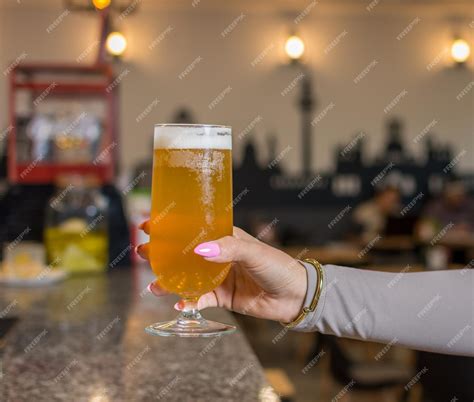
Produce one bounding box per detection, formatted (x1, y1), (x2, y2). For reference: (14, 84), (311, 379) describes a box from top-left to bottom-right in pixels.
(293, 263), (474, 357)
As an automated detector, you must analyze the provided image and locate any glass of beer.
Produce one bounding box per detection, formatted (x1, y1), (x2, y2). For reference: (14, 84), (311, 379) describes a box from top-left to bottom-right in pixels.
(145, 124), (235, 337)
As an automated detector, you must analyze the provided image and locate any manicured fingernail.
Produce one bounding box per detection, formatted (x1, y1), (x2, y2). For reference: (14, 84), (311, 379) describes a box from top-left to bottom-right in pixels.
(194, 242), (220, 258)
(174, 301), (184, 311)
(147, 282), (153, 293)
(134, 245), (140, 254)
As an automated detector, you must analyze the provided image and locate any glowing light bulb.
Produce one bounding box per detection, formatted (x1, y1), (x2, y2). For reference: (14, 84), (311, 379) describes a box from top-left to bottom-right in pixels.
(451, 39), (470, 63)
(92, 0), (111, 10)
(285, 35), (305, 60)
(106, 32), (127, 56)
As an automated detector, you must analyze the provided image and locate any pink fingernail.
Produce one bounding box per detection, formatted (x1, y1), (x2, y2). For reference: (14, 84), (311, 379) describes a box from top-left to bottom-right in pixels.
(194, 242), (220, 258)
(147, 282), (153, 293)
(174, 301), (183, 311)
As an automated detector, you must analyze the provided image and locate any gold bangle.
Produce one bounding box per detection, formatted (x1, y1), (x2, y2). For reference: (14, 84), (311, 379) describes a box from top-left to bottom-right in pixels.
(282, 258), (324, 328)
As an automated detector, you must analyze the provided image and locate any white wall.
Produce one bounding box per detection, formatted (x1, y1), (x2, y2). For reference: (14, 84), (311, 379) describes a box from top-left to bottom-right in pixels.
(1, 0), (473, 175)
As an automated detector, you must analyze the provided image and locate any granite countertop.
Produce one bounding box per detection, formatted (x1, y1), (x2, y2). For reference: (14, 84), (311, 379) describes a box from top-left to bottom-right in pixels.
(0, 268), (276, 402)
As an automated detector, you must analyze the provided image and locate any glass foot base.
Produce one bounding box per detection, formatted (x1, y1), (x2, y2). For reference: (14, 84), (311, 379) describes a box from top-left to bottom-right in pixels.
(145, 319), (236, 337)
(145, 309), (236, 337)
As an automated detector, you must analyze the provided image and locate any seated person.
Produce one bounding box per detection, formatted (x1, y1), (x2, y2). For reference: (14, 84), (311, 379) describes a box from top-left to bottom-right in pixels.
(417, 180), (474, 241)
(351, 186), (401, 241)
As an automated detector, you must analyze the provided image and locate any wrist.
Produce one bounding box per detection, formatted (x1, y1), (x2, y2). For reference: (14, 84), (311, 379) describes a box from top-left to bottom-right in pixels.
(281, 259), (323, 328)
(284, 260), (308, 323)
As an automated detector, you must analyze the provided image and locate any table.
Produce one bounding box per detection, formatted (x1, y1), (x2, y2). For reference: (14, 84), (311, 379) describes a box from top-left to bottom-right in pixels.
(0, 268), (273, 401)
(283, 244), (370, 266)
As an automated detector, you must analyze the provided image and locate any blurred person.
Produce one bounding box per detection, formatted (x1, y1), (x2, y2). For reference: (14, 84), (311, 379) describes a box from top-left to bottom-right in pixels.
(418, 180), (474, 240)
(137, 222), (473, 357)
(351, 186), (401, 240)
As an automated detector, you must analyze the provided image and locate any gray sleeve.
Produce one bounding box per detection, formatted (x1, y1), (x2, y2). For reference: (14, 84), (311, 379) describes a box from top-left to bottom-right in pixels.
(292, 263), (474, 356)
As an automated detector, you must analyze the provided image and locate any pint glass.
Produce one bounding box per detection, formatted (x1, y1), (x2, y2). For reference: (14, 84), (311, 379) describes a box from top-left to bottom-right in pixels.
(145, 124), (235, 337)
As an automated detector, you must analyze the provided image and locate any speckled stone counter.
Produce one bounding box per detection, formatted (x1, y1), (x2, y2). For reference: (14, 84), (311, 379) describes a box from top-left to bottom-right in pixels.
(0, 268), (275, 402)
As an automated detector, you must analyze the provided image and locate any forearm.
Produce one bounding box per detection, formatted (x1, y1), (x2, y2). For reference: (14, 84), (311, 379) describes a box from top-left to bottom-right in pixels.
(293, 264), (474, 356)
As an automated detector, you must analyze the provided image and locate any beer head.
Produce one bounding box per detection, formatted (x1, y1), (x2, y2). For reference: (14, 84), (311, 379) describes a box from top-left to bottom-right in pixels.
(154, 124), (231, 150)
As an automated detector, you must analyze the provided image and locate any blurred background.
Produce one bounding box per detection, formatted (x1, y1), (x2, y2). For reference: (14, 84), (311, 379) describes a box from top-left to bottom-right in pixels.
(0, 0), (473, 401)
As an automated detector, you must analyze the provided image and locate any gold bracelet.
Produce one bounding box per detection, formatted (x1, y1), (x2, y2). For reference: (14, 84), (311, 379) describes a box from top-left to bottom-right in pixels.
(282, 258), (324, 328)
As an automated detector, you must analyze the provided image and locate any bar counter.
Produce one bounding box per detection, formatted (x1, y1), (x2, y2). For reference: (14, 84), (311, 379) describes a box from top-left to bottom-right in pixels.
(0, 268), (274, 401)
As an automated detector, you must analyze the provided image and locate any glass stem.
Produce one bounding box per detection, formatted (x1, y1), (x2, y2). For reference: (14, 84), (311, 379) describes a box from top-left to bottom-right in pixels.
(178, 297), (205, 323)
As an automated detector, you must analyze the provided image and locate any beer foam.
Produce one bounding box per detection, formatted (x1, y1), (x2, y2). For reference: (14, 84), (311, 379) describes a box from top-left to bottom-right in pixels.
(154, 124), (232, 150)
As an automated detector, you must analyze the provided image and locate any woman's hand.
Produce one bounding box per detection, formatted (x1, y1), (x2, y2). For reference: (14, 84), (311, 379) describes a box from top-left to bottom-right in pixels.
(137, 222), (307, 324)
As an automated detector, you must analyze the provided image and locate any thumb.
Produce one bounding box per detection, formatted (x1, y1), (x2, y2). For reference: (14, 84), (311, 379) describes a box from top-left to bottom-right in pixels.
(174, 292), (219, 311)
(194, 233), (299, 293)
(194, 235), (264, 268)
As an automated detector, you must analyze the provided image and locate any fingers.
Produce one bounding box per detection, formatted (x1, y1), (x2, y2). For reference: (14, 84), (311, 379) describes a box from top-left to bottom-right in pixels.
(139, 220), (150, 235)
(148, 281), (170, 297)
(173, 292), (219, 311)
(136, 243), (149, 260)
